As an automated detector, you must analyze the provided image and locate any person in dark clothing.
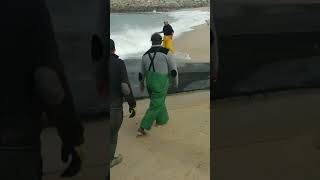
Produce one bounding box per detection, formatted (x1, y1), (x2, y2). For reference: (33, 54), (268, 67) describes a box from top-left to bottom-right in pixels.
(158, 21), (175, 53)
(0, 0), (84, 179)
(159, 21), (175, 36)
(96, 39), (136, 169)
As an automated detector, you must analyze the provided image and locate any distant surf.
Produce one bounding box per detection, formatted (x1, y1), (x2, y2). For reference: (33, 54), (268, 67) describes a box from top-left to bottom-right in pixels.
(110, 9), (210, 59)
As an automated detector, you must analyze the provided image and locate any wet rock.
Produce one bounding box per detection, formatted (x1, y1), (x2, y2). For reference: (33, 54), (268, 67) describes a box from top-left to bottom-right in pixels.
(111, 0), (210, 12)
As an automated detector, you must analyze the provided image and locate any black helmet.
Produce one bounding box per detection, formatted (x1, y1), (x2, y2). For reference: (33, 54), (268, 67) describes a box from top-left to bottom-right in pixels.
(110, 39), (115, 51)
(151, 33), (162, 42)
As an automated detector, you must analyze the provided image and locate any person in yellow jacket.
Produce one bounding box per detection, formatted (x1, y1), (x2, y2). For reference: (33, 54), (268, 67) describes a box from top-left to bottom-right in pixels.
(158, 21), (175, 53)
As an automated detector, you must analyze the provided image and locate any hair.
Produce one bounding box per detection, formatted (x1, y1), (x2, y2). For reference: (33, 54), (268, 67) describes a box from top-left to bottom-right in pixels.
(151, 33), (162, 45)
(152, 41), (162, 45)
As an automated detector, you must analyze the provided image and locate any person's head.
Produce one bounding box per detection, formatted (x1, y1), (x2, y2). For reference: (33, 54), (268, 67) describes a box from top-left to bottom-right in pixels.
(110, 39), (115, 54)
(164, 21), (169, 25)
(151, 33), (162, 45)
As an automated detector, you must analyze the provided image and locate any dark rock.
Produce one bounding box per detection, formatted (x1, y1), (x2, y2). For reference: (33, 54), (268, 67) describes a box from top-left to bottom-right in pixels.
(111, 0), (210, 12)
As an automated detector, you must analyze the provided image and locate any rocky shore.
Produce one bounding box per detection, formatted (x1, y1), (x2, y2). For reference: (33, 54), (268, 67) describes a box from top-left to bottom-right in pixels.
(111, 0), (210, 12)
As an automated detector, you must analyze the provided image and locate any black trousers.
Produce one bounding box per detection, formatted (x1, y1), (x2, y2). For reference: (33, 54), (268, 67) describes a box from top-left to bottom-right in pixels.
(110, 108), (123, 162)
(0, 149), (42, 180)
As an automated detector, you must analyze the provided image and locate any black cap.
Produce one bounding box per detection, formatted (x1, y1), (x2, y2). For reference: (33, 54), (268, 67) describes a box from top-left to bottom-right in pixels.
(110, 39), (115, 50)
(151, 33), (162, 42)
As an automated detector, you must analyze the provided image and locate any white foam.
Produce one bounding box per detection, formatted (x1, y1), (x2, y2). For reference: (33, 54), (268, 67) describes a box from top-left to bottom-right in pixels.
(111, 10), (210, 59)
(168, 10), (210, 38)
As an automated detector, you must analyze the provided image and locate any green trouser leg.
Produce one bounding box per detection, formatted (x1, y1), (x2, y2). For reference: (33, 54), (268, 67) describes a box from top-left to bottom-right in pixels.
(140, 71), (169, 130)
(156, 104), (169, 125)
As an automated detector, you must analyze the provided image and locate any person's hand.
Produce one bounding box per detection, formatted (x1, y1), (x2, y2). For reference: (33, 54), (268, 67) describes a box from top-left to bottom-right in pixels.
(129, 106), (136, 118)
(61, 144), (84, 177)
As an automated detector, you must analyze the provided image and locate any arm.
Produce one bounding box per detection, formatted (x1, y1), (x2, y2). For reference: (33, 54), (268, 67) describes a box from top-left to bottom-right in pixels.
(95, 58), (108, 97)
(167, 54), (179, 88)
(169, 25), (174, 36)
(31, 0), (84, 147)
(120, 61), (136, 108)
(139, 57), (146, 92)
(158, 26), (164, 34)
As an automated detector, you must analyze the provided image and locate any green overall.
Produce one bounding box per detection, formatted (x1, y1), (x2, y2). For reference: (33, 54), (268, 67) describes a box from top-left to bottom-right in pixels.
(140, 52), (170, 130)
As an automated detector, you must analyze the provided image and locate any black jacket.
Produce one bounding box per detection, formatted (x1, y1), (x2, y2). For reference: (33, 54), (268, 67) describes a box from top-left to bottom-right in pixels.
(96, 53), (136, 109)
(162, 24), (174, 36)
(0, 0), (84, 149)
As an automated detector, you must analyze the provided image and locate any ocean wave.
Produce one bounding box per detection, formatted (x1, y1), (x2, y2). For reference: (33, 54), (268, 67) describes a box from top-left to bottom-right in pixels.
(111, 10), (210, 59)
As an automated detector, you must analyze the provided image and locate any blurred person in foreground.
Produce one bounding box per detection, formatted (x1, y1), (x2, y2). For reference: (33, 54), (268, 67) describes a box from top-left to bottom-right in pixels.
(0, 0), (84, 179)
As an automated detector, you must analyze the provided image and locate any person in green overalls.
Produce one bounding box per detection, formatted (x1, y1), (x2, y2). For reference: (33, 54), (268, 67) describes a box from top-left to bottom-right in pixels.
(137, 33), (179, 136)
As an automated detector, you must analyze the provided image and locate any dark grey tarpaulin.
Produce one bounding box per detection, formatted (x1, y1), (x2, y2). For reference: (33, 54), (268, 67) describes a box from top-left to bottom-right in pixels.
(46, 0), (209, 115)
(213, 1), (320, 99)
(125, 59), (210, 99)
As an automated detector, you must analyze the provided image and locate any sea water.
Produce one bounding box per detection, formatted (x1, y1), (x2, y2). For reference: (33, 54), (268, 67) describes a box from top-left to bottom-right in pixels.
(110, 9), (210, 59)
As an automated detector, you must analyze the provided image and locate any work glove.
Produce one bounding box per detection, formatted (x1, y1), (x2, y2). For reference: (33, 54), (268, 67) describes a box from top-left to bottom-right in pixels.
(61, 144), (84, 177)
(129, 106), (136, 118)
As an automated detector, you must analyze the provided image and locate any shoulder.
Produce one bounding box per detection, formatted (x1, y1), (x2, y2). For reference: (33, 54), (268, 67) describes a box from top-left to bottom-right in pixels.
(158, 47), (169, 55)
(111, 54), (123, 63)
(144, 47), (169, 55)
(143, 48), (153, 55)
(118, 59), (126, 66)
(116, 58), (126, 68)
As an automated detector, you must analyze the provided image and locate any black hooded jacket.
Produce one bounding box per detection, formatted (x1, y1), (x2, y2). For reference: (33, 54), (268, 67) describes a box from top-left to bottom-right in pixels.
(162, 24), (174, 36)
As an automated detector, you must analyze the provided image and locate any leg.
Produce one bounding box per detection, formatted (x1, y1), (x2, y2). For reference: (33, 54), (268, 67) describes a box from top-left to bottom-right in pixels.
(140, 72), (169, 131)
(167, 36), (175, 53)
(163, 36), (167, 48)
(109, 108), (123, 163)
(156, 103), (169, 125)
(155, 78), (169, 125)
(140, 96), (161, 130)
(106, 169), (110, 180)
(163, 36), (175, 53)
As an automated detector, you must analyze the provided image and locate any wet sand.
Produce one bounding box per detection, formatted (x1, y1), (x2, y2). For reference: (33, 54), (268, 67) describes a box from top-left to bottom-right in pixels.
(179, 6), (210, 12)
(174, 24), (210, 62)
(174, 8), (210, 62)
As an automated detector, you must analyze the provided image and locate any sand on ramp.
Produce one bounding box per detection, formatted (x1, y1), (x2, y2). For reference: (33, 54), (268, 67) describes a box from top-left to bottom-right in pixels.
(111, 90), (210, 180)
(213, 89), (320, 180)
